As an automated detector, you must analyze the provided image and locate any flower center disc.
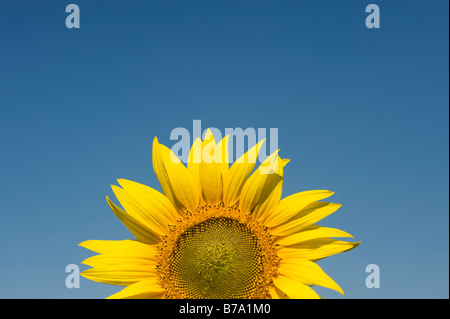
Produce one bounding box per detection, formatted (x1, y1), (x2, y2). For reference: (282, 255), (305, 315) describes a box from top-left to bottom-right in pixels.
(169, 217), (262, 299)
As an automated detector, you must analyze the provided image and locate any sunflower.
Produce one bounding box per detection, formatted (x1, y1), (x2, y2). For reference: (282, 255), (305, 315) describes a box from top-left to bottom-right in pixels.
(79, 131), (360, 299)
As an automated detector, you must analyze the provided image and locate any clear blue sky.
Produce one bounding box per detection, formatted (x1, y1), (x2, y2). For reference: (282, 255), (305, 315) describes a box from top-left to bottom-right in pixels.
(0, 1), (448, 299)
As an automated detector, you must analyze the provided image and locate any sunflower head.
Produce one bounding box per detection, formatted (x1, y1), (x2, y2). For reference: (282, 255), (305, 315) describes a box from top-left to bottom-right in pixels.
(156, 203), (279, 299)
(79, 131), (360, 299)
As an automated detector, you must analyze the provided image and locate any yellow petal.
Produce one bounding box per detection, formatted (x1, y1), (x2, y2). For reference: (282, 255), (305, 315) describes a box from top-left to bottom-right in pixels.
(280, 159), (290, 167)
(187, 137), (202, 180)
(117, 179), (181, 222)
(239, 150), (283, 218)
(81, 254), (156, 268)
(78, 239), (156, 260)
(269, 286), (290, 299)
(222, 139), (265, 206)
(270, 202), (342, 236)
(152, 137), (200, 212)
(188, 133), (230, 204)
(200, 131), (222, 203)
(106, 196), (160, 244)
(278, 258), (344, 295)
(216, 134), (231, 199)
(257, 158), (291, 222)
(107, 278), (165, 299)
(111, 185), (169, 237)
(152, 137), (177, 206)
(273, 275), (320, 299)
(276, 225), (354, 246)
(81, 264), (155, 286)
(278, 240), (361, 261)
(264, 190), (335, 228)
(217, 134), (230, 178)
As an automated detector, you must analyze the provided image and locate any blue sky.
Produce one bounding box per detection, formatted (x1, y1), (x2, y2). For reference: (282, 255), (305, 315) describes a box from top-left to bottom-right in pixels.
(0, 1), (448, 299)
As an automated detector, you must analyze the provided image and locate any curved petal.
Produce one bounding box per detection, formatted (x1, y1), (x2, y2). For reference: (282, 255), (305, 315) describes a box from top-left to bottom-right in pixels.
(152, 137), (177, 206)
(269, 286), (290, 299)
(107, 278), (165, 299)
(223, 139), (265, 206)
(187, 137), (202, 186)
(152, 137), (200, 213)
(273, 275), (320, 299)
(269, 202), (342, 236)
(188, 130), (225, 204)
(217, 134), (230, 181)
(276, 225), (354, 246)
(258, 158), (290, 222)
(81, 263), (156, 286)
(106, 197), (160, 244)
(278, 240), (361, 262)
(117, 179), (181, 222)
(264, 190), (335, 228)
(79, 239), (157, 260)
(111, 185), (170, 237)
(82, 254), (156, 268)
(239, 150), (284, 219)
(278, 258), (344, 295)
